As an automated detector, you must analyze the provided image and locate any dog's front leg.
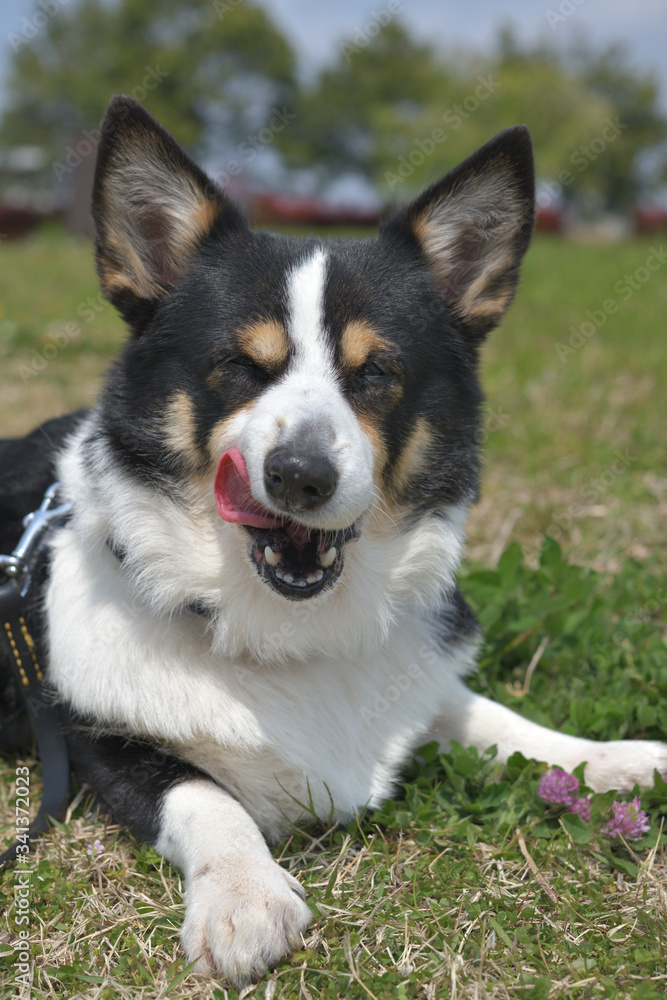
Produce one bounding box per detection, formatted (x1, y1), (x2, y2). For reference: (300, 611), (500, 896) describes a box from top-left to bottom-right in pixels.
(426, 679), (667, 792)
(155, 778), (312, 985)
(67, 730), (311, 985)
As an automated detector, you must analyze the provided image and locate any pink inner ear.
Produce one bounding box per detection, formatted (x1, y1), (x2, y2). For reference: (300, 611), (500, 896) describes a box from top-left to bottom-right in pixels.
(214, 449), (283, 528)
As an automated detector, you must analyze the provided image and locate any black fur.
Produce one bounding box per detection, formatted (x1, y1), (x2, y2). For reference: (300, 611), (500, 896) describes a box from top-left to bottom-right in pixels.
(65, 722), (206, 846)
(0, 412), (88, 552)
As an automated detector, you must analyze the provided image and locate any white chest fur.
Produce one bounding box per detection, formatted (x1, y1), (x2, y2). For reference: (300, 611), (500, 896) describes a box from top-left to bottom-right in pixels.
(46, 527), (476, 840)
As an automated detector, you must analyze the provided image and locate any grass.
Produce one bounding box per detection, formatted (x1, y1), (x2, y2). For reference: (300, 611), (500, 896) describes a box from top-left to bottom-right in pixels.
(473, 235), (667, 574)
(1, 225), (666, 998)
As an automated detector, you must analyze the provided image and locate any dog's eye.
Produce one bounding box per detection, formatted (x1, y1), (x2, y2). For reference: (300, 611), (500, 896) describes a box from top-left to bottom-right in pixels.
(346, 357), (401, 399)
(229, 355), (259, 370)
(225, 355), (268, 378)
(359, 361), (384, 378)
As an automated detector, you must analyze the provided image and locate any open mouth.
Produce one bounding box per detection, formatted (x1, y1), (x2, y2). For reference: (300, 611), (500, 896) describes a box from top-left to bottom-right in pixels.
(214, 449), (360, 600)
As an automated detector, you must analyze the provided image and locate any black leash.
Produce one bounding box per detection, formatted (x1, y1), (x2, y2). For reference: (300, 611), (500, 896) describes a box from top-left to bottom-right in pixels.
(0, 484), (72, 865)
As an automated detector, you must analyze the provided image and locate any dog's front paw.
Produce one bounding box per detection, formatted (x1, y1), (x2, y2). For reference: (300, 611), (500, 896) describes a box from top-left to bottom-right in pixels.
(583, 740), (667, 793)
(181, 857), (312, 986)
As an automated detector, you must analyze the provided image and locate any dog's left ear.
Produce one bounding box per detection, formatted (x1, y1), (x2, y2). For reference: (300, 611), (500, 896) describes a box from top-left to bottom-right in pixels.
(383, 126), (534, 339)
(92, 95), (246, 325)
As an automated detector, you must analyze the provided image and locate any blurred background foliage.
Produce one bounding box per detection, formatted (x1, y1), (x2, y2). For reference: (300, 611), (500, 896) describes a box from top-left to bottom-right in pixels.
(279, 22), (666, 208)
(1, 0), (665, 211)
(1, 0), (296, 151)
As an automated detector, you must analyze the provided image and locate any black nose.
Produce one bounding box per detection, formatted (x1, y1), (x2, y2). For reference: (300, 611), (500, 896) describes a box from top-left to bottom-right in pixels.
(264, 449), (338, 512)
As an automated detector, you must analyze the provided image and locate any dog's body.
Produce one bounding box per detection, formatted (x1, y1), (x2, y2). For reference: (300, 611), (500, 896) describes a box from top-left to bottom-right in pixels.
(2, 97), (666, 986)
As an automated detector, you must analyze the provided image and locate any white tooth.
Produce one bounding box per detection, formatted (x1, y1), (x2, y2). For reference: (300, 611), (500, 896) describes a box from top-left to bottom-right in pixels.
(264, 546), (280, 567)
(319, 546), (337, 568)
(284, 573), (294, 584)
(296, 579), (306, 587)
(275, 569), (285, 580)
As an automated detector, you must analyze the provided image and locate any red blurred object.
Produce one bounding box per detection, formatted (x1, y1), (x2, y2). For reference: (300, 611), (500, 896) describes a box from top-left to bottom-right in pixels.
(252, 193), (380, 227)
(635, 205), (667, 234)
(245, 190), (565, 233)
(0, 205), (40, 238)
(535, 203), (562, 233)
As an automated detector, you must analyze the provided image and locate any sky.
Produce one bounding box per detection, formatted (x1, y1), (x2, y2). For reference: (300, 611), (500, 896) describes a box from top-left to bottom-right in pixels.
(0, 0), (666, 112)
(261, 0), (667, 104)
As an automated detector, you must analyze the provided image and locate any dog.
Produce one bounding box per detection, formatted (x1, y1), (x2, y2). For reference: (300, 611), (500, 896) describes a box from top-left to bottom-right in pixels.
(1, 95), (666, 987)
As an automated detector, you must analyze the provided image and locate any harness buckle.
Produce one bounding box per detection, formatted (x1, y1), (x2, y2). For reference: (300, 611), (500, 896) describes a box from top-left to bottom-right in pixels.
(0, 483), (71, 596)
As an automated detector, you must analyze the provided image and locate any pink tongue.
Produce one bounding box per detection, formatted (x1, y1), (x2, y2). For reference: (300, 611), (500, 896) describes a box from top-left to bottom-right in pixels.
(214, 449), (282, 529)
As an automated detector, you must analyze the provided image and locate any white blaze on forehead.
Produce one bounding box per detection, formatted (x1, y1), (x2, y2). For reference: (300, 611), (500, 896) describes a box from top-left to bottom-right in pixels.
(285, 248), (332, 374)
(234, 245), (376, 529)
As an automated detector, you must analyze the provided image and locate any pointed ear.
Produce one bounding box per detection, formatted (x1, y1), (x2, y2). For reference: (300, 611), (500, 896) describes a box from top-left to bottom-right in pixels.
(383, 126), (535, 339)
(92, 95), (246, 324)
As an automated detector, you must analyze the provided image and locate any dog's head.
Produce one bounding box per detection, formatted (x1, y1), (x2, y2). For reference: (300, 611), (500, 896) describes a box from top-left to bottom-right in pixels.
(91, 96), (533, 616)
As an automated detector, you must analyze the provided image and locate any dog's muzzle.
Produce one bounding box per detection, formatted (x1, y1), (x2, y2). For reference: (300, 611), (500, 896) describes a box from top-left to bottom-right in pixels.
(214, 449), (360, 600)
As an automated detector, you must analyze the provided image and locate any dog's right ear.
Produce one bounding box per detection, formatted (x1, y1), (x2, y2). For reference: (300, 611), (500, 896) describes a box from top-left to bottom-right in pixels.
(92, 96), (246, 326)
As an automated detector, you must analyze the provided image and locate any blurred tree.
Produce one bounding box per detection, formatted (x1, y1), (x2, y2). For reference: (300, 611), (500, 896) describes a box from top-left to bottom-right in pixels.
(1, 0), (296, 158)
(489, 30), (667, 209)
(271, 21), (455, 185)
(275, 20), (666, 210)
(567, 39), (667, 206)
(3, 4), (664, 212)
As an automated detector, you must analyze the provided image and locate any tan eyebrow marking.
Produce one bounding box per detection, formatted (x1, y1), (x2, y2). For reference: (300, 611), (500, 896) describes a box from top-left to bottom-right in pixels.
(340, 320), (387, 369)
(236, 319), (289, 369)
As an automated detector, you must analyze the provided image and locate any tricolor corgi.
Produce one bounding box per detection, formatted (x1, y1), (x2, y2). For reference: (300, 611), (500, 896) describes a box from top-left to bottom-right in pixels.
(1, 96), (665, 987)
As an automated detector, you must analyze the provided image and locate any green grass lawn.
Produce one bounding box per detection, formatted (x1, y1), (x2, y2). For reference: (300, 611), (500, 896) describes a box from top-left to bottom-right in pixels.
(1, 226), (666, 999)
(475, 235), (667, 575)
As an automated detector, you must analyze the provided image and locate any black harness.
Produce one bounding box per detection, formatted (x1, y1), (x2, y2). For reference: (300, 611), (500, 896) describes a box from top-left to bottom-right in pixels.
(0, 484), (72, 866)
